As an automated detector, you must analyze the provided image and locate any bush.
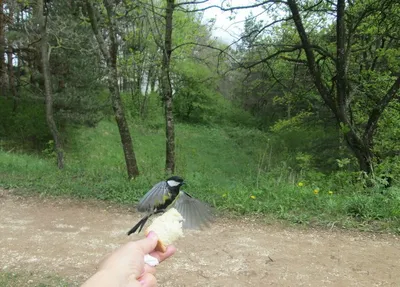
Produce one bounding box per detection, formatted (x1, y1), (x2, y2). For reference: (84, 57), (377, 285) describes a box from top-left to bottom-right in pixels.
(0, 97), (52, 150)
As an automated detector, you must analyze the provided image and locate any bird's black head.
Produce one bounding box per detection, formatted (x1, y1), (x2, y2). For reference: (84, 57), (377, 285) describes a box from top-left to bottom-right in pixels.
(166, 176), (184, 188)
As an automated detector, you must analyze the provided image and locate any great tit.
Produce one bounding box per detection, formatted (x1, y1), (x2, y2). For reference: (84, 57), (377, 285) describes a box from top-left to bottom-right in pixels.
(127, 176), (212, 235)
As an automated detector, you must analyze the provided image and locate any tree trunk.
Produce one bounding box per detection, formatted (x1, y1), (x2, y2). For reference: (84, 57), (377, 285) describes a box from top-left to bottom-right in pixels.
(150, 69), (156, 93)
(334, 0), (372, 173)
(38, 0), (64, 169)
(0, 0), (7, 95)
(336, 0), (348, 122)
(108, 43), (139, 179)
(86, 0), (139, 179)
(7, 46), (17, 111)
(344, 131), (373, 174)
(105, 0), (139, 179)
(161, 0), (175, 174)
(140, 67), (151, 118)
(7, 3), (17, 111)
(16, 7), (21, 93)
(287, 0), (337, 116)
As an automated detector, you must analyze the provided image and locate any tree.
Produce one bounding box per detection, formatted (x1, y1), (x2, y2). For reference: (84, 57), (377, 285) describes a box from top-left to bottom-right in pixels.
(36, 0), (64, 168)
(148, 0), (218, 173)
(161, 0), (176, 174)
(229, 0), (400, 174)
(173, 60), (219, 122)
(86, 0), (140, 179)
(286, 0), (400, 174)
(117, 1), (160, 119)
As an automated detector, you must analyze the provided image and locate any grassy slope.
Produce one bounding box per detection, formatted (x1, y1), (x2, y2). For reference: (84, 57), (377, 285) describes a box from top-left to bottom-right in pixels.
(0, 121), (261, 201)
(0, 120), (399, 233)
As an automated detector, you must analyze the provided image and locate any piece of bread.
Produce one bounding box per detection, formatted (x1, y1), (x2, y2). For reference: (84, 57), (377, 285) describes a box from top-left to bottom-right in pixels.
(145, 208), (184, 252)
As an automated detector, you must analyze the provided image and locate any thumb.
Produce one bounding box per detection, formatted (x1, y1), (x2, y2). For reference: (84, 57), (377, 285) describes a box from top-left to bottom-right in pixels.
(132, 232), (159, 255)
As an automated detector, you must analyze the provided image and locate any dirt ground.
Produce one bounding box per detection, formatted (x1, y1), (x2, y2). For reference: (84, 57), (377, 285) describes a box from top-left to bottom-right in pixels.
(0, 189), (399, 287)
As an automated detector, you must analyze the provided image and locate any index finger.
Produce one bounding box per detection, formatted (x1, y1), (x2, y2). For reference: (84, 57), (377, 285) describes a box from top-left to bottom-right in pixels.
(149, 245), (176, 262)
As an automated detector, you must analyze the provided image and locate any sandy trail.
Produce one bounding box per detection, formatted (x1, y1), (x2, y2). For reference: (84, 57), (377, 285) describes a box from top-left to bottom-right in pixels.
(0, 190), (399, 286)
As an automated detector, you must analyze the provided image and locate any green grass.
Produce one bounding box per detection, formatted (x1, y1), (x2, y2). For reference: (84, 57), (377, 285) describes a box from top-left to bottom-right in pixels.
(0, 271), (77, 287)
(1, 120), (399, 233)
(0, 121), (267, 201)
(214, 183), (400, 233)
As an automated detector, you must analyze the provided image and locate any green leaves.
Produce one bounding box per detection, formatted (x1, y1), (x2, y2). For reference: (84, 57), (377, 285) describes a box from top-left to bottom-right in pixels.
(172, 60), (219, 123)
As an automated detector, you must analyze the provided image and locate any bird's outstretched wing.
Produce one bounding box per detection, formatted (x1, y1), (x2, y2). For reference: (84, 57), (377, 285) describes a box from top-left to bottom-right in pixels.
(137, 181), (169, 212)
(173, 191), (213, 229)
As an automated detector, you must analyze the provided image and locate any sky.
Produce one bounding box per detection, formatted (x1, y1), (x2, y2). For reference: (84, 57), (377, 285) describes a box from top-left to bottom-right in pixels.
(196, 0), (266, 44)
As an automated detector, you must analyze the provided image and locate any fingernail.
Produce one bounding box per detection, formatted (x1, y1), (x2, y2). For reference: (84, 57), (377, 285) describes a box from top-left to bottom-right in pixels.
(146, 231), (157, 239)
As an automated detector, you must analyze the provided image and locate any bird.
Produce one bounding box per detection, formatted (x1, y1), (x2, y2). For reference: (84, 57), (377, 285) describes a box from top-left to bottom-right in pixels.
(127, 175), (212, 236)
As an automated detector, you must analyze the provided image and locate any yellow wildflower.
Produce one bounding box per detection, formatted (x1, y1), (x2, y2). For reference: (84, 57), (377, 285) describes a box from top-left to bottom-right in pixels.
(297, 182), (304, 187)
(328, 191), (333, 195)
(313, 189), (319, 195)
(250, 195), (256, 200)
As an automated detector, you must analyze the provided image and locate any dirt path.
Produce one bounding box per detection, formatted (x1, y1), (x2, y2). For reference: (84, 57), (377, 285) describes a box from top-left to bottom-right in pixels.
(0, 190), (399, 287)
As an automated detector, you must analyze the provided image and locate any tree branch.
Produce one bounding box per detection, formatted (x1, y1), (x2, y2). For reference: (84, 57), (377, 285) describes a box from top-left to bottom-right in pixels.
(364, 76), (400, 143)
(243, 46), (302, 69)
(287, 0), (337, 116)
(174, 0), (209, 7)
(85, 0), (110, 60)
(177, 0), (285, 13)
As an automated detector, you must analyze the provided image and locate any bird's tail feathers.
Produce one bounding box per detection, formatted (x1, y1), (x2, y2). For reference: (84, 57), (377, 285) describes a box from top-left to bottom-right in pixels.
(127, 215), (150, 235)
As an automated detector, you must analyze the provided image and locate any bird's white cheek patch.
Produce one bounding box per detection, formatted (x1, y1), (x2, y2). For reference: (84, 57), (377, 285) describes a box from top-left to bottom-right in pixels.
(167, 180), (181, 187)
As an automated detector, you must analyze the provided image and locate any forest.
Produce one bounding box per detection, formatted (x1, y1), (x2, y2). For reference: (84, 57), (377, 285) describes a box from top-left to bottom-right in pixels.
(0, 0), (399, 233)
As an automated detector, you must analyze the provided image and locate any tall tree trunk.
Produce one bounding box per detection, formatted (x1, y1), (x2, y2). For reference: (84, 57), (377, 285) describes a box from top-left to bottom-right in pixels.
(334, 0), (373, 173)
(336, 0), (347, 122)
(161, 0), (175, 174)
(140, 67), (151, 118)
(16, 46), (21, 94)
(86, 0), (139, 179)
(107, 64), (139, 179)
(7, 2), (17, 111)
(150, 68), (156, 93)
(37, 0), (64, 169)
(16, 6), (21, 94)
(0, 0), (7, 95)
(7, 46), (17, 111)
(108, 43), (139, 179)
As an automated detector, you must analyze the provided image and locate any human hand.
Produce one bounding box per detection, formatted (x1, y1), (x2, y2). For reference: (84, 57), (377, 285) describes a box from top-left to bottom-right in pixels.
(82, 232), (176, 287)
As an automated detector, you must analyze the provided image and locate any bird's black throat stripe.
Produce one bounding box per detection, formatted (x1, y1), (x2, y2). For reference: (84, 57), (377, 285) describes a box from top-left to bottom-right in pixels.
(156, 190), (179, 211)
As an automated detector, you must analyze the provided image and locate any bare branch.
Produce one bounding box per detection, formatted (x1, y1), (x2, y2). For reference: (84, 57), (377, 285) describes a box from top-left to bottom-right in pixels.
(279, 55), (307, 64)
(177, 0), (286, 13)
(174, 0), (209, 7)
(243, 45), (302, 69)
